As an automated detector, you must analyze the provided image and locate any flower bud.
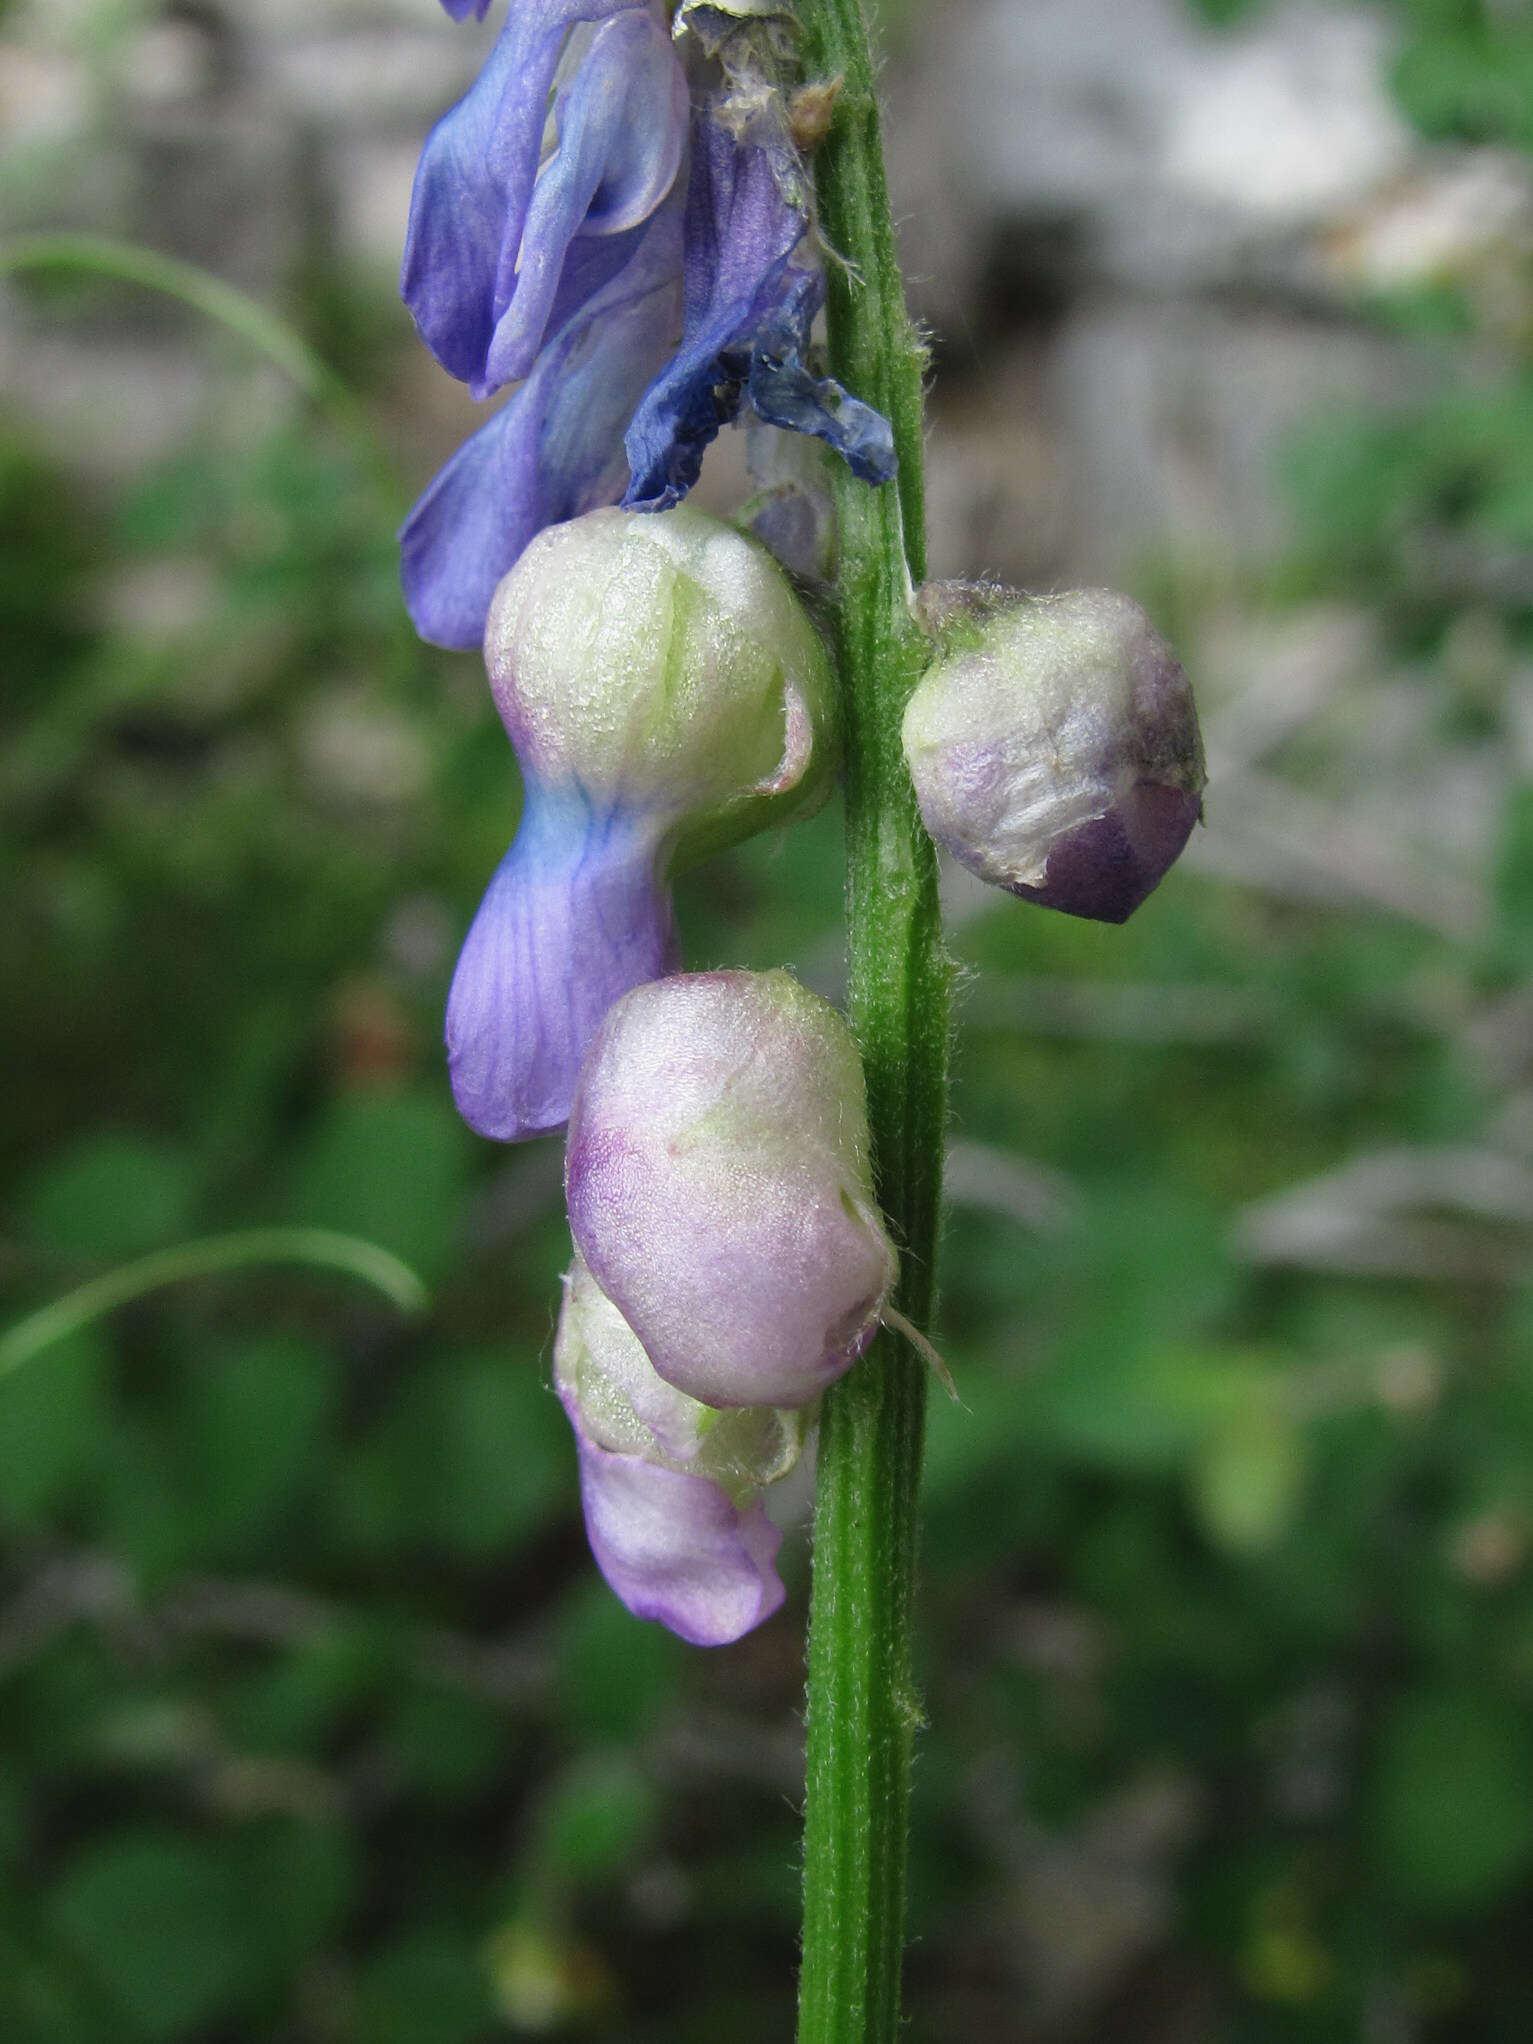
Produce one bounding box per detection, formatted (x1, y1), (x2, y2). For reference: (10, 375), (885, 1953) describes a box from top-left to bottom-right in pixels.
(565, 969), (896, 1409)
(902, 585), (1206, 924)
(448, 507), (836, 1142)
(554, 1252), (807, 1644)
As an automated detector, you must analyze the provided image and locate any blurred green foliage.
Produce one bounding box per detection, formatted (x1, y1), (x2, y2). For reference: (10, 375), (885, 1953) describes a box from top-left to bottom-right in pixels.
(6, 2), (1533, 2041)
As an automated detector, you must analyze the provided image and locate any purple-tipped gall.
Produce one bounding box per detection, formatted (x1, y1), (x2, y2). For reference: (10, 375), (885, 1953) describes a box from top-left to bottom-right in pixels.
(564, 969), (897, 1410)
(902, 585), (1206, 924)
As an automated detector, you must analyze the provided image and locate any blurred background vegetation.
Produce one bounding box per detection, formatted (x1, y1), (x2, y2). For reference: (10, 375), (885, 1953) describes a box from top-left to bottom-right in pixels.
(7, 0), (1533, 2037)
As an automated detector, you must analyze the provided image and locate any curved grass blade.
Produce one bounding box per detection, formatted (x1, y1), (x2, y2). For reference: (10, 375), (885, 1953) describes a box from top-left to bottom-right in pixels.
(0, 231), (402, 501)
(0, 1228), (429, 1381)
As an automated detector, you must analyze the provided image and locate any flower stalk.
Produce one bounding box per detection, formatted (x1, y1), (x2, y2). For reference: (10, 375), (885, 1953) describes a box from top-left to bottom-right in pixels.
(794, 1), (950, 2038)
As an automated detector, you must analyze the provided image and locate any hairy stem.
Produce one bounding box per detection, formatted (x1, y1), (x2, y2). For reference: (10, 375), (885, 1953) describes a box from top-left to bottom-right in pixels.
(795, 3), (949, 2039)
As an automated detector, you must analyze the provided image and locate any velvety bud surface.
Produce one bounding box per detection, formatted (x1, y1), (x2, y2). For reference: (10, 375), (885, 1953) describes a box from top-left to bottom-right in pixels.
(554, 1253), (806, 1643)
(447, 509), (836, 1141)
(573, 1448), (785, 1645)
(483, 503), (833, 839)
(902, 586), (1207, 925)
(565, 969), (897, 1409)
(558, 1254), (807, 1483)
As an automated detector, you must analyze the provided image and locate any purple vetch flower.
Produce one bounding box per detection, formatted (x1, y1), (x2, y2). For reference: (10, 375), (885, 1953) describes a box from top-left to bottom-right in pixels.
(403, 0), (895, 646)
(403, 1), (686, 400)
(565, 969), (897, 1410)
(401, 190), (684, 650)
(902, 585), (1207, 925)
(447, 507), (836, 1141)
(622, 108), (896, 511)
(554, 1252), (808, 1643)
(437, 0), (492, 20)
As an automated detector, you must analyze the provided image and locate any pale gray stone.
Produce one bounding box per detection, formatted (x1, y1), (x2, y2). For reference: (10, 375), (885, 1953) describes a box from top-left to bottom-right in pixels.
(950, 0), (1411, 297)
(255, 30), (475, 130)
(1044, 296), (1424, 573)
(329, 135), (424, 273)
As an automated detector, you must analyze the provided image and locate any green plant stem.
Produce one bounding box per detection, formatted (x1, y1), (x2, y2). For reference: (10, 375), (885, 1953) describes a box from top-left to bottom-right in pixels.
(795, 4), (949, 2040)
(0, 1229), (428, 1380)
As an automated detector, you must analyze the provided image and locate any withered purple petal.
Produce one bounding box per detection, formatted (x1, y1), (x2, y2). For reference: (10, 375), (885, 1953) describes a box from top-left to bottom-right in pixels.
(621, 118), (807, 508)
(622, 115), (896, 509)
(748, 268), (897, 485)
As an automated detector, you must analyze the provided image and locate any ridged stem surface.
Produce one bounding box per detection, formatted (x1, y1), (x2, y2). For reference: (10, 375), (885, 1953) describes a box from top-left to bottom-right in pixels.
(794, 3), (950, 2038)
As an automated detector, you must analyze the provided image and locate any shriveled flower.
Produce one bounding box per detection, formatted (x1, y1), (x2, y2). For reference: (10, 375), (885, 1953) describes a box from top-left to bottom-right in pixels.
(555, 1252), (808, 1644)
(565, 968), (897, 1409)
(622, 81), (895, 510)
(399, 1), (691, 649)
(447, 507), (835, 1141)
(903, 584), (1207, 924)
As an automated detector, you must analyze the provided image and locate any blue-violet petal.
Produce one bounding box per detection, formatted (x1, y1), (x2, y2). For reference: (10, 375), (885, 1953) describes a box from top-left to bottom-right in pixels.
(483, 9), (687, 391)
(446, 792), (680, 1142)
(400, 193), (684, 651)
(402, 0), (671, 397)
